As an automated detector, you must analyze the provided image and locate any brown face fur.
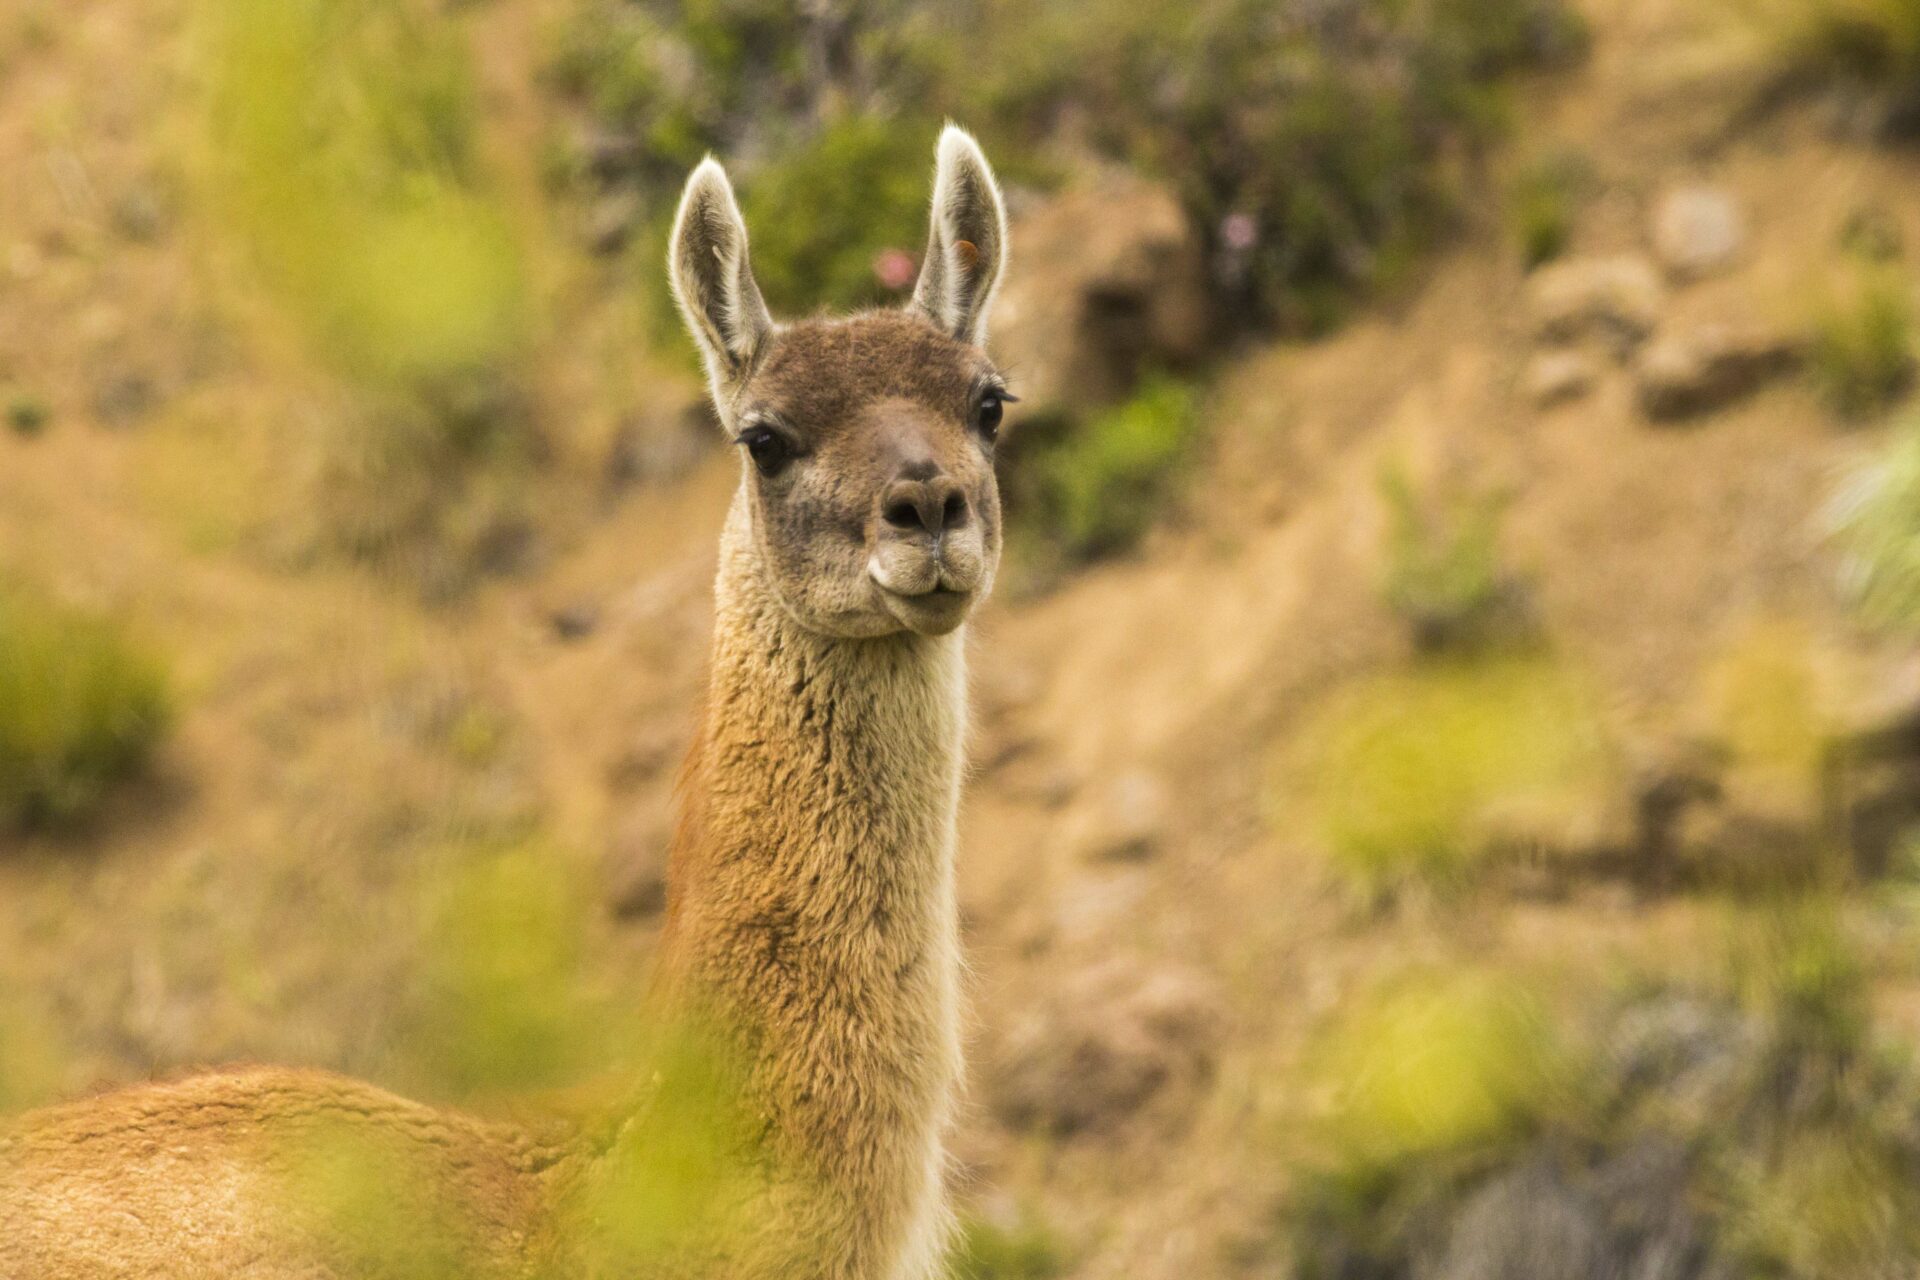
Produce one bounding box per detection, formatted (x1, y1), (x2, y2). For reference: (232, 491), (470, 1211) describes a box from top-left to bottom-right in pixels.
(724, 310), (1005, 638)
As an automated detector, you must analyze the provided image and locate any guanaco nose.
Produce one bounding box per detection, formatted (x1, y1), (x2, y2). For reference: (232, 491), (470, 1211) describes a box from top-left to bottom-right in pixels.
(881, 473), (968, 539)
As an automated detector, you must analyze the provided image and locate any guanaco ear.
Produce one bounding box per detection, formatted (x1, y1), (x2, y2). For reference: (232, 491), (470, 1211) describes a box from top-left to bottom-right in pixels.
(669, 157), (774, 392)
(910, 125), (1008, 347)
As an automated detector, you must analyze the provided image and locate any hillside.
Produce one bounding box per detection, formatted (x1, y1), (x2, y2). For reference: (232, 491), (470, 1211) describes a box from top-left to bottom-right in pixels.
(8, 0), (1920, 1276)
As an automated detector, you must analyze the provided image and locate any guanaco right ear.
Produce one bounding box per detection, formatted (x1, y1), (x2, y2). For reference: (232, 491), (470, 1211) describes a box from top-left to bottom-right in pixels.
(669, 158), (774, 393)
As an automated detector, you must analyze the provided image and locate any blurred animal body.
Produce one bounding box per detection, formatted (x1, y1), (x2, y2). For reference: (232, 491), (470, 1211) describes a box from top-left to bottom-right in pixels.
(0, 125), (1012, 1280)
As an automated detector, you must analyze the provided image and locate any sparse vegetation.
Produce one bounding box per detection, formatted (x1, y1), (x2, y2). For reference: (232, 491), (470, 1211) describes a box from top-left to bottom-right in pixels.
(1752, 0), (1920, 133)
(1832, 412), (1920, 627)
(4, 389), (49, 437)
(546, 0), (1587, 333)
(1508, 150), (1590, 268)
(952, 1210), (1068, 1280)
(1079, 0), (1589, 331)
(1284, 904), (1920, 1280)
(1310, 972), (1569, 1182)
(1289, 657), (1613, 901)
(202, 0), (541, 595)
(1809, 263), (1916, 417)
(0, 587), (170, 831)
(738, 117), (936, 316)
(1010, 375), (1201, 566)
(1378, 460), (1528, 653)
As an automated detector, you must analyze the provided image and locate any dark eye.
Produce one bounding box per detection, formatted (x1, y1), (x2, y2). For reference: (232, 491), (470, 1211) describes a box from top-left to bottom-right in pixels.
(976, 393), (1004, 442)
(739, 427), (793, 477)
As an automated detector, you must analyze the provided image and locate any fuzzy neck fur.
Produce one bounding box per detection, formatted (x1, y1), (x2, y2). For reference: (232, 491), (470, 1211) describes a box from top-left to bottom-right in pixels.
(656, 491), (966, 1280)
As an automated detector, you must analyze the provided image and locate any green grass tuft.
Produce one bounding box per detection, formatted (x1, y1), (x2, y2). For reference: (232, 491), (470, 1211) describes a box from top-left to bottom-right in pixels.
(0, 588), (171, 831)
(1508, 150), (1590, 269)
(1288, 656), (1613, 900)
(1810, 265), (1916, 418)
(4, 389), (50, 437)
(1378, 461), (1526, 654)
(1832, 414), (1920, 628)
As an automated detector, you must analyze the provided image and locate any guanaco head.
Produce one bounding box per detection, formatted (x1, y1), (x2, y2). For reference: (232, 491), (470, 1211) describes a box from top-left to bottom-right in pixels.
(668, 126), (1010, 639)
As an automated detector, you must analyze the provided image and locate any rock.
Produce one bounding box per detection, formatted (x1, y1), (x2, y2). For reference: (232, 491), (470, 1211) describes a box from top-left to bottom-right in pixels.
(1528, 255), (1664, 351)
(990, 172), (1212, 423)
(988, 961), (1221, 1137)
(1634, 324), (1803, 421)
(1431, 1140), (1720, 1280)
(606, 809), (672, 919)
(1523, 348), (1599, 408)
(1430, 1161), (1610, 1280)
(1071, 768), (1171, 862)
(1651, 185), (1744, 281)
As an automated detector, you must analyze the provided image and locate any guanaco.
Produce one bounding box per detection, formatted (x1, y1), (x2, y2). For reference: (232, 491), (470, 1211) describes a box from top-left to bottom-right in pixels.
(0, 124), (1012, 1280)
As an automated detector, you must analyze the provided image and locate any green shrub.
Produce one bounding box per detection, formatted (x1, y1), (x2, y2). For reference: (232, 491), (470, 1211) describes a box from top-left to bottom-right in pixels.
(0, 589), (171, 830)
(1508, 150), (1590, 268)
(548, 0), (1585, 334)
(1832, 412), (1920, 627)
(1378, 461), (1526, 653)
(1011, 375), (1200, 566)
(1753, 0), (1920, 131)
(739, 117), (936, 315)
(4, 389), (49, 437)
(1076, 0), (1588, 330)
(204, 0), (526, 387)
(952, 1210), (1067, 1280)
(1308, 972), (1568, 1185)
(1288, 657), (1613, 900)
(1811, 265), (1916, 418)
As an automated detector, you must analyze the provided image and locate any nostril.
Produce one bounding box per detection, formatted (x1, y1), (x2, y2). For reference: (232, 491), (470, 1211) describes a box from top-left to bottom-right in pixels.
(942, 490), (967, 530)
(883, 498), (923, 531)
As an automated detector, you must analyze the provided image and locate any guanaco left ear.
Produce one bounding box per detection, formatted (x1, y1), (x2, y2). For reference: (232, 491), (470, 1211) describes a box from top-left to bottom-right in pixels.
(669, 157), (774, 393)
(911, 125), (1008, 347)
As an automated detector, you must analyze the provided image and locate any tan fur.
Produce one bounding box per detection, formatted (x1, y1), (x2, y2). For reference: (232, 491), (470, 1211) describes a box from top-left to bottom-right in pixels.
(0, 128), (1009, 1280)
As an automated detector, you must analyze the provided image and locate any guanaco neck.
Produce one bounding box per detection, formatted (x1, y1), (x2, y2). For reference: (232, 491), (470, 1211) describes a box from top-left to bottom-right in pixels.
(655, 491), (967, 1278)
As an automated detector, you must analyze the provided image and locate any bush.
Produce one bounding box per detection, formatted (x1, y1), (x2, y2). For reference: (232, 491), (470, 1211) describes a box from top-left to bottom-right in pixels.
(1753, 0), (1920, 133)
(1288, 657), (1613, 901)
(1810, 264), (1916, 418)
(1378, 461), (1527, 653)
(1508, 150), (1590, 268)
(1831, 412), (1920, 627)
(4, 389), (49, 437)
(1009, 375), (1200, 566)
(737, 116), (936, 316)
(547, 0), (1586, 334)
(204, 0), (526, 387)
(1308, 972), (1568, 1185)
(0, 589), (171, 830)
(1078, 0), (1588, 331)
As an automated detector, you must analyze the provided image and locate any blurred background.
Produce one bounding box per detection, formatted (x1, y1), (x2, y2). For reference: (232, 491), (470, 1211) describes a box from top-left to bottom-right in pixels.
(11, 0), (1920, 1274)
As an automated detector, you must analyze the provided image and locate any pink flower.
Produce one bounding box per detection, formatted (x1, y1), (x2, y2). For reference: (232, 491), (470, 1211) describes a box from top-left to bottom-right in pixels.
(1221, 212), (1259, 252)
(873, 248), (917, 291)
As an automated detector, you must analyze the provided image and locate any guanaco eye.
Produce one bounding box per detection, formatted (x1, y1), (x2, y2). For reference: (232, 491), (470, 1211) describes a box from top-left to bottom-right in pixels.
(976, 392), (1005, 442)
(738, 427), (793, 477)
